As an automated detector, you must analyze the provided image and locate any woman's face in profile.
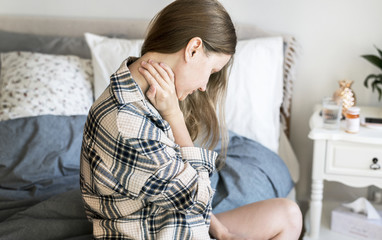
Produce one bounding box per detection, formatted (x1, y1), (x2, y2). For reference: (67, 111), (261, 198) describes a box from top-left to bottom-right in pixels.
(175, 52), (231, 101)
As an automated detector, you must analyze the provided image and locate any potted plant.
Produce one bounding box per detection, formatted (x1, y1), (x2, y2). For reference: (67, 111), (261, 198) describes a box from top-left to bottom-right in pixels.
(361, 46), (382, 101)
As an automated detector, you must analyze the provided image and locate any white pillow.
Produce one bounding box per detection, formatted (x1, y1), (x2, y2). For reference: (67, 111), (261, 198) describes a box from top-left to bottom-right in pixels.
(226, 38), (283, 153)
(84, 33), (283, 152)
(84, 32), (144, 98)
(0, 51), (93, 121)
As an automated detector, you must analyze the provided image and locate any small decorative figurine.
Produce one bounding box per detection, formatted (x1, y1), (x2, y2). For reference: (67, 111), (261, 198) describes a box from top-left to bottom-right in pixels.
(333, 79), (356, 117)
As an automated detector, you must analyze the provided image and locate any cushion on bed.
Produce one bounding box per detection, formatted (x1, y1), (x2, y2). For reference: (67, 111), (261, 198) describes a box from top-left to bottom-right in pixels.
(0, 115), (86, 196)
(84, 33), (283, 152)
(211, 131), (294, 214)
(84, 32), (144, 98)
(0, 51), (93, 121)
(226, 38), (283, 153)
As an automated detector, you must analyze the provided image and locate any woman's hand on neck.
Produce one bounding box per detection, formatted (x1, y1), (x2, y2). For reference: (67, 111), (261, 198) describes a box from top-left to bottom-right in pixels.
(129, 51), (193, 147)
(129, 52), (180, 95)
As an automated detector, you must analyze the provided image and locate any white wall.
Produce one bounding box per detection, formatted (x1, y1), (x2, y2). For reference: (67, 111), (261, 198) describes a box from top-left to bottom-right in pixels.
(1, 0), (381, 204)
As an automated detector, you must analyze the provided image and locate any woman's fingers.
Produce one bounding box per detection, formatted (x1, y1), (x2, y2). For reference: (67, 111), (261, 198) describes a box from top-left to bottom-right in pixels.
(138, 66), (159, 91)
(157, 62), (175, 83)
(140, 60), (168, 89)
(138, 59), (180, 117)
(145, 85), (156, 103)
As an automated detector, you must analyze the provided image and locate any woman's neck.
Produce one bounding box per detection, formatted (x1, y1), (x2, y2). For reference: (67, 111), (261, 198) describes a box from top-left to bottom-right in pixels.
(129, 52), (181, 95)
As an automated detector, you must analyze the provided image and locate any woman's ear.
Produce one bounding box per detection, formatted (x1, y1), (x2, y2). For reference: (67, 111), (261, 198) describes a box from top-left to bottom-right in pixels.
(184, 37), (203, 62)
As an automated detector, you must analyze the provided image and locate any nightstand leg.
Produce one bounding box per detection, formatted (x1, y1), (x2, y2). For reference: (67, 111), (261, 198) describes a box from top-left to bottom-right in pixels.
(309, 179), (323, 239)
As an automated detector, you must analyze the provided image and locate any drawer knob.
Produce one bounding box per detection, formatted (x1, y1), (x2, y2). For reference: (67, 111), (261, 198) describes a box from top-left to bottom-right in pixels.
(370, 158), (381, 170)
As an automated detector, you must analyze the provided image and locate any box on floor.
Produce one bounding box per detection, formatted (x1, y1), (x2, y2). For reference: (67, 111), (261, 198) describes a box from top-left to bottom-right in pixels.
(331, 206), (382, 240)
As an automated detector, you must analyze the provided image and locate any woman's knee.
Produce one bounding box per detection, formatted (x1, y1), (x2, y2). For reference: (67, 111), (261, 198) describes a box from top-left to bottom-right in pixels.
(279, 198), (303, 232)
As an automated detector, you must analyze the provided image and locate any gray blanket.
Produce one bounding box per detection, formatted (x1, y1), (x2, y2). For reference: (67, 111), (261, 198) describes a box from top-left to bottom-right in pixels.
(0, 115), (92, 240)
(0, 115), (293, 239)
(211, 131), (293, 214)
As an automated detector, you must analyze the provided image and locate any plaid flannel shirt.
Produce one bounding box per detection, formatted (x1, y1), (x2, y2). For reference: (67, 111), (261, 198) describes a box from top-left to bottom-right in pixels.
(80, 58), (217, 240)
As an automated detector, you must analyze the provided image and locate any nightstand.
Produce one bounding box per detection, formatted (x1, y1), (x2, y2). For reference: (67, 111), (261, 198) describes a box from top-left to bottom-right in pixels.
(304, 106), (382, 240)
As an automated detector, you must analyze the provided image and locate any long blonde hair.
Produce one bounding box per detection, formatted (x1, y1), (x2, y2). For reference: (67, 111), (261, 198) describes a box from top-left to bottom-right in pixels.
(141, 0), (237, 168)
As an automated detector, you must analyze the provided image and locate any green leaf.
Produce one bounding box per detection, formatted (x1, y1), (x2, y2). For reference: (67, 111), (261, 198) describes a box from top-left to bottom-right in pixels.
(364, 74), (378, 88)
(363, 71), (382, 101)
(372, 80), (378, 91)
(361, 55), (382, 70)
(375, 84), (382, 101)
(375, 45), (382, 59)
(377, 74), (382, 83)
(371, 76), (382, 87)
(377, 86), (382, 101)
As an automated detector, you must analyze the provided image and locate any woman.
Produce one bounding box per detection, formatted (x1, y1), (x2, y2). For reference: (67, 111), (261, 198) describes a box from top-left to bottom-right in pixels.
(80, 0), (302, 239)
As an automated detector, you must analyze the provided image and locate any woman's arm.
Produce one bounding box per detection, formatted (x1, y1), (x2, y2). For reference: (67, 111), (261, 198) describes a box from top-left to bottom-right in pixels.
(161, 110), (194, 148)
(139, 60), (193, 147)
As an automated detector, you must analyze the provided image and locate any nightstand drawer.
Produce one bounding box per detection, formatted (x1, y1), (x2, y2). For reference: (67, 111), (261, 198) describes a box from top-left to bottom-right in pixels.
(326, 140), (382, 177)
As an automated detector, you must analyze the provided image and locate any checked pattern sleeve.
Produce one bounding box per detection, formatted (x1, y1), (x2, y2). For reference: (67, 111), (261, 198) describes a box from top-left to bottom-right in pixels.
(128, 137), (218, 215)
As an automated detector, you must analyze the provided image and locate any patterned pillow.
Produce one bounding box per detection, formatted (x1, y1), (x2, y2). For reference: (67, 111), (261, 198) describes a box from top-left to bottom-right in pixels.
(0, 51), (93, 121)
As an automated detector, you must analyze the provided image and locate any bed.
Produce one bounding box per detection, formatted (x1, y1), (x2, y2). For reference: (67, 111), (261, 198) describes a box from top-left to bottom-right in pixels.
(0, 16), (300, 239)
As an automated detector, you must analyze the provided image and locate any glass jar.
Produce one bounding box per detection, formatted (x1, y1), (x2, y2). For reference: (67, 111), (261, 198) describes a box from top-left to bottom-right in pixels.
(345, 107), (360, 133)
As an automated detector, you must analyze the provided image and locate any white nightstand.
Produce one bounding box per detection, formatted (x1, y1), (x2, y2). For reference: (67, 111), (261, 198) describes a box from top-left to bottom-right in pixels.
(304, 106), (382, 240)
